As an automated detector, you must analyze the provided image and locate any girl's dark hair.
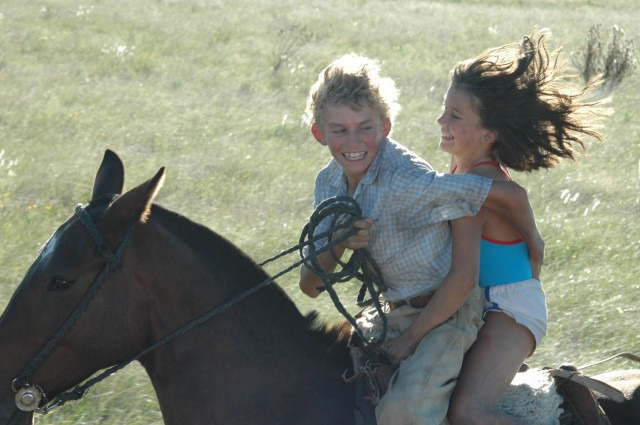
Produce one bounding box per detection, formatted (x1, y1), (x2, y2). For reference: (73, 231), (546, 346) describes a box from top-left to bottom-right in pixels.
(450, 29), (611, 171)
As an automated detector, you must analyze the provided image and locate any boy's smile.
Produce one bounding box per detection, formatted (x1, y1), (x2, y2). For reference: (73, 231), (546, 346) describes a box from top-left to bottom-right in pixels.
(312, 103), (391, 194)
(344, 152), (367, 161)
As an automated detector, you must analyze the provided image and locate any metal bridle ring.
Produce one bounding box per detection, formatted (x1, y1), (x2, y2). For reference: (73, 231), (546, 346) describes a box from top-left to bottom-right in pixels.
(14, 384), (47, 412)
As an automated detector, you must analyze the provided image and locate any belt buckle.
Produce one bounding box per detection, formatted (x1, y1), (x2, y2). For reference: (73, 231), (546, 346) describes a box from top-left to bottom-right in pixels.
(408, 293), (432, 309)
(386, 300), (404, 310)
(387, 293), (432, 310)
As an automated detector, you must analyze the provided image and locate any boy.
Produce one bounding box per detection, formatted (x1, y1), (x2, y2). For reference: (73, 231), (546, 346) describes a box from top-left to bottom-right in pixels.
(299, 53), (543, 425)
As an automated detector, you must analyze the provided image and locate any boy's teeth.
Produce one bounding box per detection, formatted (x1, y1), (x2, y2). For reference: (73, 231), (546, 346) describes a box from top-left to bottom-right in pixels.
(345, 152), (365, 160)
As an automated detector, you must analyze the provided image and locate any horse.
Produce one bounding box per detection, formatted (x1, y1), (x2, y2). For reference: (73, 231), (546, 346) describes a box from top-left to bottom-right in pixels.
(0, 150), (638, 425)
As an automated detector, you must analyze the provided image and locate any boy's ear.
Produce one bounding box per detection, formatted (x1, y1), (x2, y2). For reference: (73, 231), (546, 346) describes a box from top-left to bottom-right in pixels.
(382, 119), (392, 138)
(311, 123), (327, 145)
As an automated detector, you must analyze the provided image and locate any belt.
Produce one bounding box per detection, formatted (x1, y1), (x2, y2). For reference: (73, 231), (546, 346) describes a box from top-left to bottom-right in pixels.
(386, 292), (434, 310)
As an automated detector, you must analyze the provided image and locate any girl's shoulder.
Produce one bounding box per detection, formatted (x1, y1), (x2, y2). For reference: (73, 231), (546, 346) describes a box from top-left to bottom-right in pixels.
(464, 161), (511, 181)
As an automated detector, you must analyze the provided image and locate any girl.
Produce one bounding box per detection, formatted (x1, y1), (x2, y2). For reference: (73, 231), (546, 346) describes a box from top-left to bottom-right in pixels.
(439, 30), (611, 425)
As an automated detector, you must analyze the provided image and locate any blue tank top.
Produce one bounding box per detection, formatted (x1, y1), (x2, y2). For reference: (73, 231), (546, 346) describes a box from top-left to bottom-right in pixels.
(479, 237), (533, 287)
(451, 160), (532, 286)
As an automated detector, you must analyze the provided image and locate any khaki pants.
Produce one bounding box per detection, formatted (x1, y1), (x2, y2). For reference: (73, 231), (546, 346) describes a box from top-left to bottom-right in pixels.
(357, 288), (483, 425)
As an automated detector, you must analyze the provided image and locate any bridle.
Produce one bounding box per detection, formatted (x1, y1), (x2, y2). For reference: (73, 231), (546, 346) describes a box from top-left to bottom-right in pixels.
(12, 204), (134, 413)
(11, 196), (387, 414)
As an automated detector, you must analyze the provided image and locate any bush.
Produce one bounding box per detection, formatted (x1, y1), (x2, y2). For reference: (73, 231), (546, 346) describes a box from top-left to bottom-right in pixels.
(572, 24), (638, 95)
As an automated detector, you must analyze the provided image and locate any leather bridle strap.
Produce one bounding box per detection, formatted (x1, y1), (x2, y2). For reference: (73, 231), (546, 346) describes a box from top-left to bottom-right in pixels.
(12, 197), (384, 414)
(12, 205), (134, 404)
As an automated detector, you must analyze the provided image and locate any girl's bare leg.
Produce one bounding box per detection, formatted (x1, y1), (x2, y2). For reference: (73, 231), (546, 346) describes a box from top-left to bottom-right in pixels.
(448, 311), (535, 425)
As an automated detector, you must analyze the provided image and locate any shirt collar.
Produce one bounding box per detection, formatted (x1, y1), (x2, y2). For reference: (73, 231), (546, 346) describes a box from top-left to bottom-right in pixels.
(327, 138), (389, 196)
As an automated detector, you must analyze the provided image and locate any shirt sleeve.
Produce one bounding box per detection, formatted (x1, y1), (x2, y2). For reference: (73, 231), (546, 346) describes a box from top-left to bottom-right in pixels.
(393, 170), (492, 227)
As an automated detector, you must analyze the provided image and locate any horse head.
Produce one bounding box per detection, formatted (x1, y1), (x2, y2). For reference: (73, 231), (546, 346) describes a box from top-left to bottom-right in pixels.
(0, 149), (361, 425)
(0, 150), (165, 424)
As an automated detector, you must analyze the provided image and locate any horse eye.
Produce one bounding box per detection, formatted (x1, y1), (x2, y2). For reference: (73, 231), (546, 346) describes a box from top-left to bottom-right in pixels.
(48, 277), (75, 292)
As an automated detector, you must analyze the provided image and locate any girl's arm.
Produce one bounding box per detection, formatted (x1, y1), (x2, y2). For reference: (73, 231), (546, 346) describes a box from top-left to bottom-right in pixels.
(483, 181), (544, 278)
(383, 213), (483, 363)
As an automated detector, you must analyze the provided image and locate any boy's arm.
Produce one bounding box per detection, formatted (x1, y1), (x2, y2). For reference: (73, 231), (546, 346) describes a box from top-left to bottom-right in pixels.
(299, 249), (344, 298)
(299, 219), (373, 298)
(483, 181), (544, 278)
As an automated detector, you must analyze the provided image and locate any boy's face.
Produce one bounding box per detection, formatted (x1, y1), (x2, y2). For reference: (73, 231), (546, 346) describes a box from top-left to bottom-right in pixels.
(311, 103), (391, 191)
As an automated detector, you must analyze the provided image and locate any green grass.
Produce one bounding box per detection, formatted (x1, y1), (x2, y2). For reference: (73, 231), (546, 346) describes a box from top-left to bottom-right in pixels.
(1, 0), (639, 423)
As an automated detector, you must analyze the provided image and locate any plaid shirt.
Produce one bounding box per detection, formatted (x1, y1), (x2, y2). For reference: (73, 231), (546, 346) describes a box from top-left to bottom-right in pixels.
(308, 138), (491, 301)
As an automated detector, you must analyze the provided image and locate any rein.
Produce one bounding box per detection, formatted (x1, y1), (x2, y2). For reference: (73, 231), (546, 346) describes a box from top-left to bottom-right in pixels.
(12, 196), (387, 414)
(296, 196), (388, 346)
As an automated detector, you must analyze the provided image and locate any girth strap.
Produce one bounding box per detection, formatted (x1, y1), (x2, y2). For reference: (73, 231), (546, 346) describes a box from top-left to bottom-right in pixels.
(551, 365), (614, 425)
(548, 367), (625, 403)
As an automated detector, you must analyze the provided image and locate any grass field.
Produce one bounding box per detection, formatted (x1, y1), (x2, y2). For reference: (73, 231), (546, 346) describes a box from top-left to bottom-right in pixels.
(1, 0), (639, 423)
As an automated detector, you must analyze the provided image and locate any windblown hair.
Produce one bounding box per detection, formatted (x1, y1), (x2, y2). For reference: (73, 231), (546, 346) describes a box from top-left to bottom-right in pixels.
(304, 53), (401, 129)
(450, 29), (611, 171)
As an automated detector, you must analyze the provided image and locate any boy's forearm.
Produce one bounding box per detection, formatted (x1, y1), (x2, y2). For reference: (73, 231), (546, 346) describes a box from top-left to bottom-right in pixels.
(299, 265), (324, 298)
(299, 245), (346, 298)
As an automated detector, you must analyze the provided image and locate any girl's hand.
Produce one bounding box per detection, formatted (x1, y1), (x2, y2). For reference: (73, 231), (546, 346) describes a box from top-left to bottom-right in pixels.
(382, 331), (420, 365)
(529, 233), (545, 279)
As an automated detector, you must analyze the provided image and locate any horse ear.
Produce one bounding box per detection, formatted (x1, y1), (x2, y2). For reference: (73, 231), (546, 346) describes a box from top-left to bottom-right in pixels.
(103, 167), (166, 228)
(92, 150), (125, 202)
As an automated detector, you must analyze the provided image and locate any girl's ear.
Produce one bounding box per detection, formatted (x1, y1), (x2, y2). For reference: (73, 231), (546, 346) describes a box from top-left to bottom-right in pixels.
(482, 130), (497, 144)
(311, 123), (327, 145)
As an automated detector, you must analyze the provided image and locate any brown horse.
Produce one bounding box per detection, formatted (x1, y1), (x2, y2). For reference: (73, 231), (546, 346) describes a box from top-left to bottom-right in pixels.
(0, 150), (638, 425)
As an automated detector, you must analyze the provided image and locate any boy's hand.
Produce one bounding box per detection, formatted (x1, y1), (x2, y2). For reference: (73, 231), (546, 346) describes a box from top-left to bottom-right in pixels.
(299, 218), (373, 298)
(337, 219), (373, 250)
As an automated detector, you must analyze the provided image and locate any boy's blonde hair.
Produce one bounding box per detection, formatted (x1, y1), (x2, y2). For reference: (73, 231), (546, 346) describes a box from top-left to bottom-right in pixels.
(304, 53), (401, 129)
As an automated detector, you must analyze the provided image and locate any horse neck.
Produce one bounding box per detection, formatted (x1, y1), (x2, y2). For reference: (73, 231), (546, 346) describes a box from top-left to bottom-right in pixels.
(132, 207), (276, 342)
(133, 209), (353, 424)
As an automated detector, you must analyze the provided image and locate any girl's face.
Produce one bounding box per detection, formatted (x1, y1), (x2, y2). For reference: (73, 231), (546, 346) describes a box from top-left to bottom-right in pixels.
(311, 103), (391, 193)
(436, 87), (493, 159)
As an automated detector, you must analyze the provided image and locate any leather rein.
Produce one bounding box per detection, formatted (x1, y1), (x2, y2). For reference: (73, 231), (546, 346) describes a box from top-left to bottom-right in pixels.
(11, 196), (383, 415)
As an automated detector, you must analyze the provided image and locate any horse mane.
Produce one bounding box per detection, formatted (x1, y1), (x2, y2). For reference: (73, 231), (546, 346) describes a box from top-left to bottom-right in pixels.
(306, 311), (353, 359)
(149, 204), (352, 357)
(148, 205), (263, 271)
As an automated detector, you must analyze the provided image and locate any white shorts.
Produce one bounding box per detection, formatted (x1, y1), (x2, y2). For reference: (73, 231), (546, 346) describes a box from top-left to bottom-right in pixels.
(483, 278), (548, 347)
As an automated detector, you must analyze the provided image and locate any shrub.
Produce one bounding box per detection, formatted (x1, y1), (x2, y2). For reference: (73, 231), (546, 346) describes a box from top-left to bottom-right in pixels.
(572, 24), (638, 95)
(272, 24), (313, 74)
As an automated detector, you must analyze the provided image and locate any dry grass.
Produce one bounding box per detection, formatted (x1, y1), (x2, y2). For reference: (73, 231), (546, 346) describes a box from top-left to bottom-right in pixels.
(0, 0), (638, 423)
